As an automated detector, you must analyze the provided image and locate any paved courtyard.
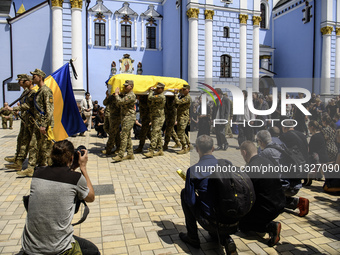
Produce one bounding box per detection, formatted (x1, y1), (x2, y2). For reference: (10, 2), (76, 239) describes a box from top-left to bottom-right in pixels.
(0, 121), (340, 255)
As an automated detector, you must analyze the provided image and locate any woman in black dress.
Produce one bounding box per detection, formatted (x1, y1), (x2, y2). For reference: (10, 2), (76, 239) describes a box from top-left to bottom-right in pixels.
(95, 107), (107, 138)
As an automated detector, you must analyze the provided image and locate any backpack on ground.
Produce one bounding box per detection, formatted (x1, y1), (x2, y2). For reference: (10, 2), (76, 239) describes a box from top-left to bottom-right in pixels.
(209, 159), (256, 224)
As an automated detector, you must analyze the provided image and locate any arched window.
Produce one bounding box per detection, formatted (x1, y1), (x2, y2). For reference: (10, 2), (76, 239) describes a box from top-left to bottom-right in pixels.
(220, 55), (232, 78)
(223, 26), (230, 38)
(260, 3), (266, 29)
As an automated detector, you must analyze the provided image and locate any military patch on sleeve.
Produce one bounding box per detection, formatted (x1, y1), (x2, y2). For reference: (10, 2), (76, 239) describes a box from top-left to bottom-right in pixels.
(49, 96), (53, 103)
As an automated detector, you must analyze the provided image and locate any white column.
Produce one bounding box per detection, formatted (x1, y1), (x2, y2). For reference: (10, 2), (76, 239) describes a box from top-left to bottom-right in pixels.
(141, 18), (145, 49)
(321, 26), (333, 95)
(204, 10), (213, 85)
(187, 8), (199, 90)
(52, 6), (63, 72)
(72, 7), (84, 98)
(335, 28), (340, 95)
(239, 14), (248, 90)
(108, 15), (112, 48)
(89, 14), (92, 46)
(134, 17), (137, 48)
(252, 16), (260, 92)
(158, 19), (162, 50)
(115, 16), (119, 47)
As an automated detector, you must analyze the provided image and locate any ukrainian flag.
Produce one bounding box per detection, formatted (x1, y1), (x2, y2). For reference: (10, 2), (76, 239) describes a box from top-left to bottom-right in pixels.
(43, 63), (87, 141)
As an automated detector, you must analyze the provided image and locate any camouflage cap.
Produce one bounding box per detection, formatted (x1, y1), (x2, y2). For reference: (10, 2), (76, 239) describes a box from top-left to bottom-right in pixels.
(30, 68), (46, 78)
(182, 84), (190, 90)
(16, 74), (26, 81)
(21, 74), (33, 82)
(124, 80), (134, 86)
(156, 82), (165, 88)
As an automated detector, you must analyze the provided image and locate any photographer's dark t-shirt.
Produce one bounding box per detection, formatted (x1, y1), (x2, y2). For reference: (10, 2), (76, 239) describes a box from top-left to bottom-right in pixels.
(22, 166), (89, 255)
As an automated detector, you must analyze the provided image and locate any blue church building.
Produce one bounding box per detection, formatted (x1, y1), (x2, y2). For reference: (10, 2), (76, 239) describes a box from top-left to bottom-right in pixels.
(0, 0), (339, 105)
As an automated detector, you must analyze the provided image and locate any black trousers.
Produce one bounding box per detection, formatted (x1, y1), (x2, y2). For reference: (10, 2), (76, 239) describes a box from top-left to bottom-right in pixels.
(237, 124), (254, 146)
(215, 124), (227, 147)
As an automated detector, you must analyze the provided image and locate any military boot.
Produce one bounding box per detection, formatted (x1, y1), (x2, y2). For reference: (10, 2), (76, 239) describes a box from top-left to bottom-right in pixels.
(172, 143), (181, 148)
(101, 149), (112, 155)
(177, 147), (188, 154)
(134, 147), (143, 153)
(154, 150), (164, 156)
(6, 160), (23, 170)
(112, 155), (123, 162)
(4, 156), (16, 163)
(17, 167), (34, 177)
(143, 150), (154, 158)
(163, 143), (169, 151)
(123, 154), (135, 160)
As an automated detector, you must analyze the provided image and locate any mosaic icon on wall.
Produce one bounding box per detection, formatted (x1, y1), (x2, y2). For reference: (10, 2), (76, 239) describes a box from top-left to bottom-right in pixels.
(119, 54), (134, 74)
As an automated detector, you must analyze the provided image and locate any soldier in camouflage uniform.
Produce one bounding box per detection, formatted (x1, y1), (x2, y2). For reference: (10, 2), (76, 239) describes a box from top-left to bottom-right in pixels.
(4, 74), (27, 163)
(102, 89), (121, 155)
(174, 85), (191, 154)
(6, 75), (37, 170)
(112, 80), (136, 162)
(163, 96), (181, 150)
(144, 83), (166, 158)
(1, 102), (13, 129)
(17, 69), (54, 177)
(134, 95), (151, 153)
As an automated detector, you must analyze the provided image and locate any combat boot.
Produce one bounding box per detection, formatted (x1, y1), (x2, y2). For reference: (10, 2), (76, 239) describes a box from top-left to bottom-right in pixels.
(123, 154), (135, 160)
(172, 143), (181, 148)
(112, 155), (123, 162)
(177, 147), (188, 154)
(134, 147), (143, 153)
(163, 143), (168, 151)
(154, 150), (164, 156)
(17, 167), (34, 177)
(101, 149), (112, 155)
(4, 156), (15, 163)
(6, 159), (23, 170)
(143, 150), (154, 158)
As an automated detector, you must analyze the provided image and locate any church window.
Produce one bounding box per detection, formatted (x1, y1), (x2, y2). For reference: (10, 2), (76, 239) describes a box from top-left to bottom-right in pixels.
(220, 54), (232, 78)
(223, 27), (230, 38)
(95, 23), (105, 46)
(302, 1), (312, 24)
(121, 24), (131, 48)
(260, 3), (266, 28)
(146, 27), (156, 49)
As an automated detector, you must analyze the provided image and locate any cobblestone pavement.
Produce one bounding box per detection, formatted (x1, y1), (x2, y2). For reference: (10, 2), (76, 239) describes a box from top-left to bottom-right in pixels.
(0, 121), (340, 254)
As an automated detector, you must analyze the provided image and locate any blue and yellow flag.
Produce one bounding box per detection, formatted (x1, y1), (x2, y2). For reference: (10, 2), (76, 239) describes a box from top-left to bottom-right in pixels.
(43, 63), (87, 141)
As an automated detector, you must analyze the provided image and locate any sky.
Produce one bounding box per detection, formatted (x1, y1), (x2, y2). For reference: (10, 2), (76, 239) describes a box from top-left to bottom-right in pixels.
(12, 0), (45, 12)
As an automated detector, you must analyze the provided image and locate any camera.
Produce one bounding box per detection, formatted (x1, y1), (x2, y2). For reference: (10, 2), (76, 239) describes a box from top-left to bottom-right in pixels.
(71, 145), (86, 170)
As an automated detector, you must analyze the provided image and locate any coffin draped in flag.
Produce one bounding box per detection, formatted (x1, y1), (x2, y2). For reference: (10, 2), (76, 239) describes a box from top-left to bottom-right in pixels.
(44, 63), (87, 141)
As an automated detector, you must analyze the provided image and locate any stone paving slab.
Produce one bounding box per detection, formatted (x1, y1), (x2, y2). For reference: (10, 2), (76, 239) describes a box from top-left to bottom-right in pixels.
(0, 121), (340, 254)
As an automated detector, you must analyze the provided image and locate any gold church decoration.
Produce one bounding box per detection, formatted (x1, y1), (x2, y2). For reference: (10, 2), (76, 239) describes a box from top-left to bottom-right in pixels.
(94, 12), (106, 22)
(146, 17), (157, 26)
(239, 14), (248, 24)
(187, 8), (199, 19)
(51, 0), (63, 7)
(120, 15), (132, 24)
(320, 26), (333, 35)
(336, 28), (340, 36)
(204, 10), (214, 20)
(252, 16), (262, 26)
(70, 0), (83, 9)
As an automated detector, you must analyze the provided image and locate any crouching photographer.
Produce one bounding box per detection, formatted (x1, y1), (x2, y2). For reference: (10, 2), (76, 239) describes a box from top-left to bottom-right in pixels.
(18, 140), (100, 255)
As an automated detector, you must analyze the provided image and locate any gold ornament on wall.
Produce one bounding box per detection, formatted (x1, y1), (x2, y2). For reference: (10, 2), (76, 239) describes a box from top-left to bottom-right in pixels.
(70, 0), (83, 9)
(320, 26), (333, 35)
(252, 16), (262, 26)
(186, 8), (199, 19)
(51, 0), (63, 7)
(336, 27), (340, 36)
(94, 12), (106, 22)
(239, 14), (248, 24)
(204, 10), (214, 20)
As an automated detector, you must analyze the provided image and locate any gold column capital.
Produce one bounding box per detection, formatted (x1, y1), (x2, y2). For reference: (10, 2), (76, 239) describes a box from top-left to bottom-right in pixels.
(187, 8), (199, 19)
(252, 16), (262, 26)
(336, 27), (340, 36)
(70, 0), (83, 9)
(239, 14), (248, 24)
(51, 0), (63, 7)
(260, 55), (271, 59)
(204, 10), (214, 20)
(320, 26), (333, 35)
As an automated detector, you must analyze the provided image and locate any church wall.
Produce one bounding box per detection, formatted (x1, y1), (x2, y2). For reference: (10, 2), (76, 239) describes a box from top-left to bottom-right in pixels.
(0, 22), (12, 106)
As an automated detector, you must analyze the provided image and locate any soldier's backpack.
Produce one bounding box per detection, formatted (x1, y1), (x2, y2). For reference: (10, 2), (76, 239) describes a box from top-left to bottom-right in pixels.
(209, 159), (256, 224)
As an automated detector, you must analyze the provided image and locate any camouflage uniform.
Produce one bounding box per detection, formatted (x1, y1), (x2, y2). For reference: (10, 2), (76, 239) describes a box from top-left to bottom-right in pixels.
(164, 96), (180, 148)
(148, 90), (166, 152)
(1, 107), (13, 129)
(135, 95), (151, 151)
(103, 107), (110, 134)
(175, 91), (191, 151)
(28, 84), (54, 168)
(103, 95), (121, 154)
(115, 90), (136, 158)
